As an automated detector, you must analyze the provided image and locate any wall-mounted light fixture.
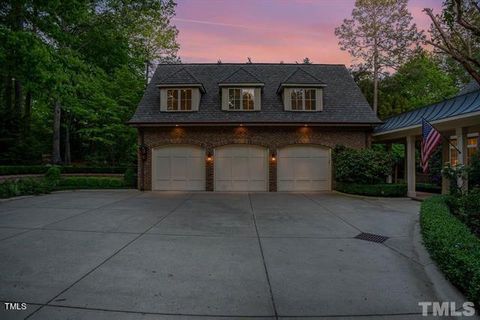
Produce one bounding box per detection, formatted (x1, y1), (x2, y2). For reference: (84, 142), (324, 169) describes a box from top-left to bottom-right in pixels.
(271, 152), (276, 162)
(304, 124), (308, 127)
(207, 152), (213, 162)
(139, 144), (148, 161)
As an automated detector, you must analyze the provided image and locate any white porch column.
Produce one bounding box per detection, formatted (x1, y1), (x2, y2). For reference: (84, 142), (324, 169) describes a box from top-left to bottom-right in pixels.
(406, 135), (416, 198)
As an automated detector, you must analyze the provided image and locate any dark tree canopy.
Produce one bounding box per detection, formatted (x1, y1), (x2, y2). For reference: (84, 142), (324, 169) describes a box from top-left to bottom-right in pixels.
(0, 0), (179, 165)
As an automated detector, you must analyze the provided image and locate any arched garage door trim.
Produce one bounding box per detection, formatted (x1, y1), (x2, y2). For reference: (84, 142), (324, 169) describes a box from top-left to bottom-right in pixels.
(277, 144), (331, 191)
(152, 144), (206, 191)
(214, 144), (268, 191)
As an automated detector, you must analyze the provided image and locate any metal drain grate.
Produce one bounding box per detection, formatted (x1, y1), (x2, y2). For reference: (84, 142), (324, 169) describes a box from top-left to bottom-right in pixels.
(354, 232), (389, 243)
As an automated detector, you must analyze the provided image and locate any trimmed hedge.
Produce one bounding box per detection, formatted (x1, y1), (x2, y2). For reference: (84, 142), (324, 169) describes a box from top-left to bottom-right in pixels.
(56, 177), (127, 189)
(0, 165), (48, 175)
(0, 165), (135, 175)
(335, 183), (407, 197)
(1, 176), (131, 198)
(420, 196), (480, 304)
(0, 178), (53, 198)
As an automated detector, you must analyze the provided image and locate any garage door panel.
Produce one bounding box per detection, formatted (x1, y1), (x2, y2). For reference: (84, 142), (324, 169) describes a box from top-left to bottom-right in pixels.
(278, 145), (331, 192)
(215, 145), (268, 191)
(152, 146), (205, 191)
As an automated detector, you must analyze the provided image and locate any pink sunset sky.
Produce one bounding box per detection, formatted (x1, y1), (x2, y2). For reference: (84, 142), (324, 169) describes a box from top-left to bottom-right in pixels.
(173, 0), (442, 65)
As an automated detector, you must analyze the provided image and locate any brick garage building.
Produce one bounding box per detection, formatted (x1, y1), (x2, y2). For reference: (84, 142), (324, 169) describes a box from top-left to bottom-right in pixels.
(130, 63), (380, 192)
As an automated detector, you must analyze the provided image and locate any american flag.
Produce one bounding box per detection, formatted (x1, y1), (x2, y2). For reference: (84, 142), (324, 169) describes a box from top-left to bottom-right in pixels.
(421, 119), (442, 173)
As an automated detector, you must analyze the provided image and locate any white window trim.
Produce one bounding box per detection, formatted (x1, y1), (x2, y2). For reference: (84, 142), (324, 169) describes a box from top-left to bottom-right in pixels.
(160, 88), (200, 112)
(222, 87), (261, 112)
(167, 89), (192, 111)
(285, 88), (322, 112)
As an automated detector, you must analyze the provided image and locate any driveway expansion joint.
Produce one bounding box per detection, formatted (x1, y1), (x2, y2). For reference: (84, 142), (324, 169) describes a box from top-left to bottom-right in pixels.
(248, 193), (279, 320)
(23, 192), (193, 319)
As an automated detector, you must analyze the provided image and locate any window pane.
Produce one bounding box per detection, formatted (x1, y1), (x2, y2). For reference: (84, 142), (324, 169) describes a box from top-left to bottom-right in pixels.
(467, 136), (478, 147)
(291, 89), (304, 110)
(305, 89), (316, 110)
(242, 89), (254, 110)
(450, 138), (458, 165)
(167, 90), (178, 110)
(180, 89), (192, 110)
(228, 89), (241, 110)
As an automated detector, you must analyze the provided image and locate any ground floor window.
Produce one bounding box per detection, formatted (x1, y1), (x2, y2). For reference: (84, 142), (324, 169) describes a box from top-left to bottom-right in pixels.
(449, 136), (458, 165)
(467, 133), (479, 163)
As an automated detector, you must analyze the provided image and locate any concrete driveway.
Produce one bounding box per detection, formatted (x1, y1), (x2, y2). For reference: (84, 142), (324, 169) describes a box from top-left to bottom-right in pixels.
(0, 191), (438, 319)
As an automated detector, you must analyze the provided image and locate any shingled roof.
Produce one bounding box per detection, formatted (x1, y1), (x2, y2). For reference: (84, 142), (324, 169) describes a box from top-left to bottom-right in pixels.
(219, 67), (263, 85)
(130, 63), (381, 125)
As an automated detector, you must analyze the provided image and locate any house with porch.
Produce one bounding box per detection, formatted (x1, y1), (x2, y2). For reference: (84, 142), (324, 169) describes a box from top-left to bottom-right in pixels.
(373, 82), (480, 197)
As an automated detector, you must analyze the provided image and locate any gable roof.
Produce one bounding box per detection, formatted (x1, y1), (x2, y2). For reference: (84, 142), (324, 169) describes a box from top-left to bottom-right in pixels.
(158, 67), (200, 84)
(219, 67), (263, 85)
(130, 63), (381, 125)
(282, 67), (325, 85)
(374, 87), (480, 134)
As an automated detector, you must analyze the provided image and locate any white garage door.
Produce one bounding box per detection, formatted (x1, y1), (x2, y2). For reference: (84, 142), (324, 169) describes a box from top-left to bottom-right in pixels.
(277, 145), (331, 191)
(215, 145), (268, 191)
(152, 145), (205, 191)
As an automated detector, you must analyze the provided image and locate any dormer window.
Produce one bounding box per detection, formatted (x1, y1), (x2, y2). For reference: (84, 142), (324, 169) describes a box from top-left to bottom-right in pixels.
(167, 89), (192, 111)
(159, 86), (202, 112)
(291, 89), (316, 111)
(228, 88), (255, 110)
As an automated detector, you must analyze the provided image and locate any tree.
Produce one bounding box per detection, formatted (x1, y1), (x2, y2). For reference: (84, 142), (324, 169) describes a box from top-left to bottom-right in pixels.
(377, 51), (458, 118)
(424, 0), (480, 84)
(335, 0), (423, 114)
(0, 0), (179, 165)
(303, 57), (312, 64)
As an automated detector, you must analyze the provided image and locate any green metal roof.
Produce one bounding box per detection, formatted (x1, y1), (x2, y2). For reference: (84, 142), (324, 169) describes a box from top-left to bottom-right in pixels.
(374, 84), (480, 133)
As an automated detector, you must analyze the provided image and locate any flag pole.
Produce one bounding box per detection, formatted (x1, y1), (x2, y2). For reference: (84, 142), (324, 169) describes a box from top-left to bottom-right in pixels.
(422, 117), (462, 154)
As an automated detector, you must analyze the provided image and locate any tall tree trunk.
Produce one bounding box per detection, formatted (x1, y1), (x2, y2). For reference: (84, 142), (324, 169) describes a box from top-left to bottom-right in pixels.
(24, 91), (32, 134)
(372, 44), (379, 115)
(5, 76), (13, 114)
(52, 101), (62, 164)
(64, 119), (71, 165)
(14, 79), (23, 133)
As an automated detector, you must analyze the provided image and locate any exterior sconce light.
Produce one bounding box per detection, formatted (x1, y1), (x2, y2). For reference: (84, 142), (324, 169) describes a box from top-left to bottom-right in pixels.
(271, 152), (276, 162)
(139, 144), (148, 161)
(207, 152), (213, 162)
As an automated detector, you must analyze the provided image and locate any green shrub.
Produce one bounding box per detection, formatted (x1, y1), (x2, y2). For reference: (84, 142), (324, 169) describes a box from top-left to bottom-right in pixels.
(0, 165), (49, 175)
(57, 177), (126, 189)
(45, 166), (61, 186)
(0, 179), (52, 198)
(446, 189), (480, 237)
(335, 183), (407, 197)
(0, 165), (136, 175)
(60, 166), (133, 174)
(470, 151), (480, 189)
(333, 146), (394, 184)
(123, 168), (136, 188)
(420, 196), (480, 304)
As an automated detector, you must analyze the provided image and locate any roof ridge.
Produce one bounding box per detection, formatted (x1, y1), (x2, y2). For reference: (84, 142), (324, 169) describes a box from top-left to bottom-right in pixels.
(155, 63), (347, 66)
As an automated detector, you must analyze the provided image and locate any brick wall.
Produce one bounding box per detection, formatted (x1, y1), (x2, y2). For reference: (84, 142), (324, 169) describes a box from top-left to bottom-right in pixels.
(139, 125), (371, 191)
